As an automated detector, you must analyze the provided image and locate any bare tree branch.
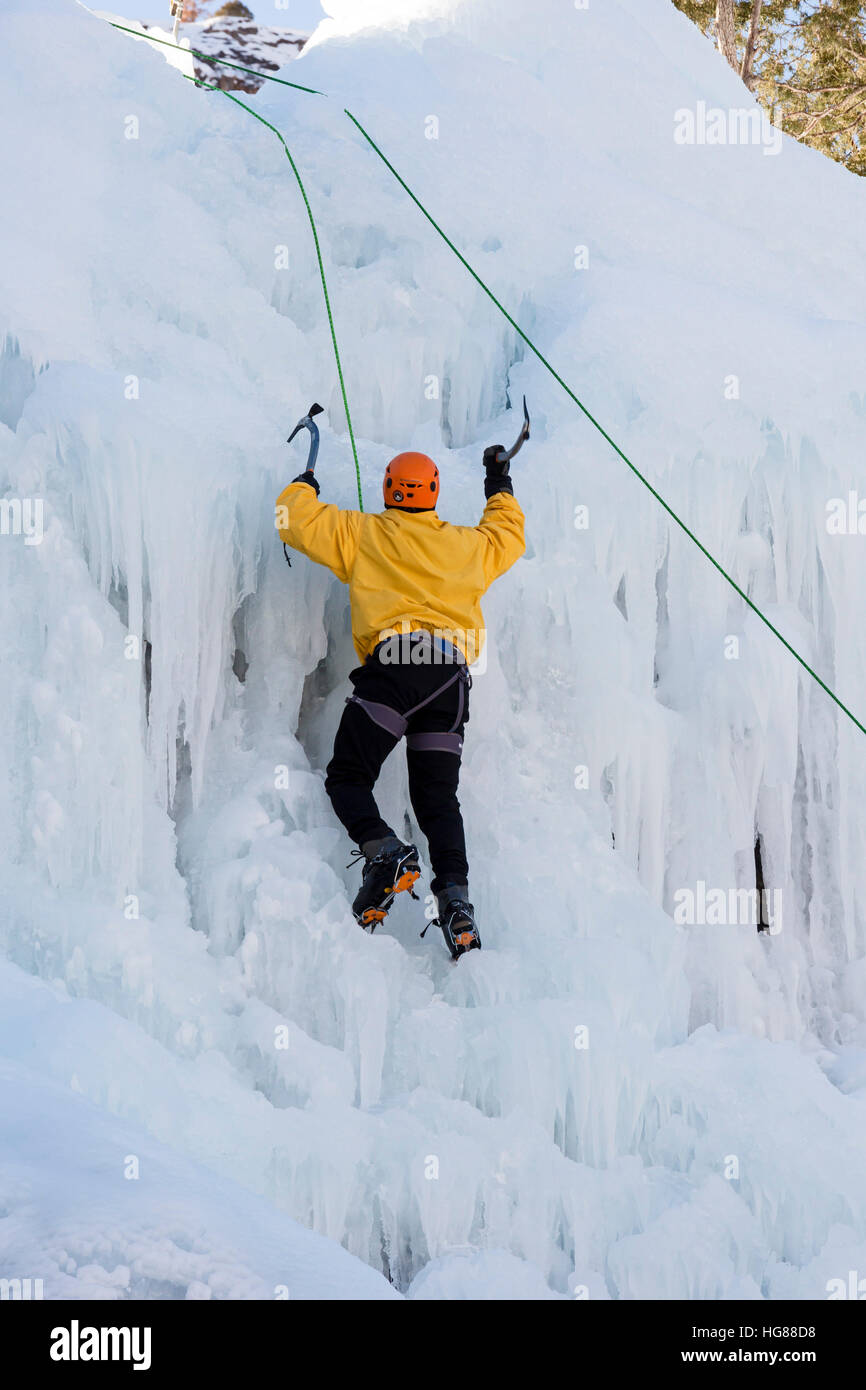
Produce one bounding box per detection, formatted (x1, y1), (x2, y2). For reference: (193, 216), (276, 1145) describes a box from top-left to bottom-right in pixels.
(740, 0), (764, 91)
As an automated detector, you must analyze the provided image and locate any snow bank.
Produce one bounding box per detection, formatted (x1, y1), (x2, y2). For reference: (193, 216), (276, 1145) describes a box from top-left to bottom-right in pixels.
(0, 963), (398, 1299)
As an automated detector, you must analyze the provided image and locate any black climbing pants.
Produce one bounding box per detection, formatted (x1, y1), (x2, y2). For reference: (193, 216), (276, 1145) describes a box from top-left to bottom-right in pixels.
(325, 642), (469, 895)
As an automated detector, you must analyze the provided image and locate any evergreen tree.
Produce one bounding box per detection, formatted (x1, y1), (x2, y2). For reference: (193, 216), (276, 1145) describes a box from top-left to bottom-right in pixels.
(673, 1), (866, 175)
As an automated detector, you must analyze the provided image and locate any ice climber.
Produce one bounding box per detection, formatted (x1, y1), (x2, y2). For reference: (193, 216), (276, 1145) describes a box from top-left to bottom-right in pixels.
(276, 436), (525, 959)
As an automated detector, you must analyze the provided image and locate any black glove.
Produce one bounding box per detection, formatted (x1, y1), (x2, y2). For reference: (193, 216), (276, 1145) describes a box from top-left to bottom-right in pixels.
(482, 445), (514, 499)
(292, 469), (320, 496)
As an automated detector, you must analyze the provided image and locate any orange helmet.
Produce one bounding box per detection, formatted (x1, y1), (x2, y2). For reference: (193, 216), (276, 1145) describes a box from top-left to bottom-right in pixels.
(383, 452), (439, 510)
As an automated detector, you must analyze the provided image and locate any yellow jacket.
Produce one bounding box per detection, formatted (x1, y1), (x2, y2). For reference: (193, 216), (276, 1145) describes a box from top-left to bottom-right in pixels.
(276, 482), (525, 663)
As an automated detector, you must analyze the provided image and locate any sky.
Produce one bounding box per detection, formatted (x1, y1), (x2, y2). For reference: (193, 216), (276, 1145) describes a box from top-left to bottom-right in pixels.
(102, 2), (328, 30)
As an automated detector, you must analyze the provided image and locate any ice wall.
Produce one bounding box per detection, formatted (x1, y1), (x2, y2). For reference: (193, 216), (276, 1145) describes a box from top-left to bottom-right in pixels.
(2, 0), (866, 1297)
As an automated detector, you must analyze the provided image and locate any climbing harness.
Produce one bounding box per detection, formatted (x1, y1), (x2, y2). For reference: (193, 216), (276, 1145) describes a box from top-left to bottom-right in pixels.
(106, 19), (866, 741)
(348, 633), (471, 756)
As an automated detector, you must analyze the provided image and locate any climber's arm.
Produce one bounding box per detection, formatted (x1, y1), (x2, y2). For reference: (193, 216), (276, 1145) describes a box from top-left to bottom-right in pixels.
(275, 475), (362, 584)
(474, 445), (525, 585)
(475, 490), (526, 586)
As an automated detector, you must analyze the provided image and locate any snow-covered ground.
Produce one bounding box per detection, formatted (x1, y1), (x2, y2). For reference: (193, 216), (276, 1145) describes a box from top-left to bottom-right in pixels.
(0, 963), (398, 1299)
(2, 0), (866, 1299)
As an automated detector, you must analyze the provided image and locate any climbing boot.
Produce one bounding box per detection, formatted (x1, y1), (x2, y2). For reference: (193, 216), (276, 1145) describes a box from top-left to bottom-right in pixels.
(351, 836), (421, 929)
(435, 884), (481, 959)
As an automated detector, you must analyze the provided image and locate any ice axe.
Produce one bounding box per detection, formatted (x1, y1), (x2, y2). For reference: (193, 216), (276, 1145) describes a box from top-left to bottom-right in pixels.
(282, 402), (325, 568)
(287, 401), (325, 473)
(494, 395), (530, 465)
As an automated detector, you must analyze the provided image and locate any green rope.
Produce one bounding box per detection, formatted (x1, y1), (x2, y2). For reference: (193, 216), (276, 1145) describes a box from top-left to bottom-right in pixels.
(112, 21), (866, 736)
(343, 111), (866, 737)
(189, 77), (363, 510)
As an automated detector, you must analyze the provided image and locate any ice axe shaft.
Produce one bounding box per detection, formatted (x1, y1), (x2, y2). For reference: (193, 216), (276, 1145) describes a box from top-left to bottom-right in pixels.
(287, 401), (325, 472)
(495, 395), (530, 465)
